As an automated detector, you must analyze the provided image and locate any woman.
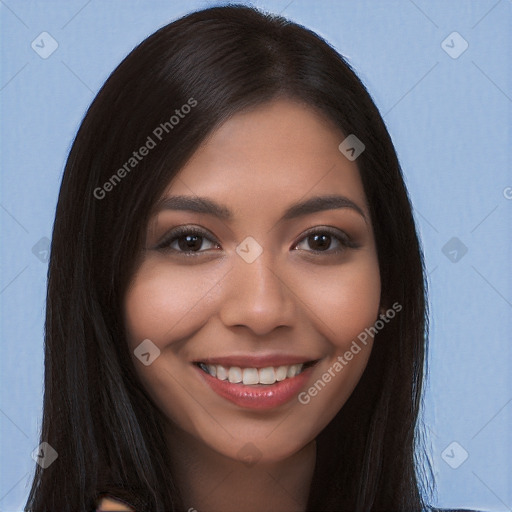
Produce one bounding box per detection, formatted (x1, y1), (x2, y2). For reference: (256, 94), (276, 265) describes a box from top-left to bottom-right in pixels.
(25, 4), (460, 511)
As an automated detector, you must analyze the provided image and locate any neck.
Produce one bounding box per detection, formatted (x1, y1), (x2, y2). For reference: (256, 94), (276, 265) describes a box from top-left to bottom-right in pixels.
(165, 424), (317, 512)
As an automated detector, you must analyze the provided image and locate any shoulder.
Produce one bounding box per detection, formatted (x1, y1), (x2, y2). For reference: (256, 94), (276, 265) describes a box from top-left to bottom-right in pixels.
(95, 494), (135, 511)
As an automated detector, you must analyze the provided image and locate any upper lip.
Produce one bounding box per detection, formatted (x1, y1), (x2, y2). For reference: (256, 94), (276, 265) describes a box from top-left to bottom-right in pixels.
(193, 354), (320, 368)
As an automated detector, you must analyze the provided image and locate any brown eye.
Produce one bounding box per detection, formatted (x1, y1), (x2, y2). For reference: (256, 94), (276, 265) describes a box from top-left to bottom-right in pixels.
(156, 226), (220, 254)
(177, 234), (204, 252)
(294, 227), (358, 254)
(306, 234), (332, 251)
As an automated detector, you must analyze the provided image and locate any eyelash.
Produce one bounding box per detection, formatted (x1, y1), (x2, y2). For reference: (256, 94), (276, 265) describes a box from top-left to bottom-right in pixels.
(154, 225), (359, 257)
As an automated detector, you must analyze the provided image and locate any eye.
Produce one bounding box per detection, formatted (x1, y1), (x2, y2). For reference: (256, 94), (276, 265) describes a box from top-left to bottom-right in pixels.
(155, 226), (221, 255)
(154, 225), (358, 257)
(293, 227), (358, 254)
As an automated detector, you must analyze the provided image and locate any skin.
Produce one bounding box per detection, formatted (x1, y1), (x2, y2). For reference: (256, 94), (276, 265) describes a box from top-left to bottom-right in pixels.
(124, 98), (381, 511)
(96, 496), (134, 511)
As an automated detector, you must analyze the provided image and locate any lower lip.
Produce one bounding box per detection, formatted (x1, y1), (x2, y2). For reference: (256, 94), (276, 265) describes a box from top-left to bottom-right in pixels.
(195, 365), (316, 410)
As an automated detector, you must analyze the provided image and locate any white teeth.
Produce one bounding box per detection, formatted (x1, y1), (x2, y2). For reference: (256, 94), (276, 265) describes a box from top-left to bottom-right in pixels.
(228, 366), (242, 383)
(216, 365), (228, 381)
(242, 368), (259, 385)
(287, 364), (301, 378)
(259, 367), (276, 384)
(201, 362), (306, 385)
(275, 366), (288, 381)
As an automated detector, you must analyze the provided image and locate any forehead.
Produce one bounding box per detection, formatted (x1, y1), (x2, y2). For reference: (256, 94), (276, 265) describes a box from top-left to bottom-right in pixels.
(164, 99), (368, 215)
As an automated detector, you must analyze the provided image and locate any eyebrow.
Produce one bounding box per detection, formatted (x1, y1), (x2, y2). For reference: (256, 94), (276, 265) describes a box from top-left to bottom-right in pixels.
(155, 194), (367, 223)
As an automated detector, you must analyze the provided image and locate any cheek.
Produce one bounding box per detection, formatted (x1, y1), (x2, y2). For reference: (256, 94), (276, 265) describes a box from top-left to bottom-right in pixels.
(295, 254), (381, 350)
(124, 260), (224, 348)
(123, 262), (227, 433)
(290, 256), (381, 431)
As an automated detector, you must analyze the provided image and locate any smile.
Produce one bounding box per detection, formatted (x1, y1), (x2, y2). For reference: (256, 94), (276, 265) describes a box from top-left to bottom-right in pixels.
(196, 361), (315, 385)
(193, 358), (320, 409)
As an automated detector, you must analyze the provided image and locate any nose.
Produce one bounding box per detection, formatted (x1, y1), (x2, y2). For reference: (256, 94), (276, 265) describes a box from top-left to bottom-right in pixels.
(218, 249), (296, 336)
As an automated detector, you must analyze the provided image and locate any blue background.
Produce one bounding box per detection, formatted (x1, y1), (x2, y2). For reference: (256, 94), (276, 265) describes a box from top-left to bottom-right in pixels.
(1, 1), (511, 510)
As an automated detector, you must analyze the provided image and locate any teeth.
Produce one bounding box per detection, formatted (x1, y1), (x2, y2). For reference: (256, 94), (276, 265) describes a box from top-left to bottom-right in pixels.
(216, 365), (228, 381)
(200, 362), (306, 385)
(287, 364), (301, 378)
(259, 367), (276, 384)
(242, 368), (259, 385)
(228, 366), (242, 383)
(275, 366), (288, 381)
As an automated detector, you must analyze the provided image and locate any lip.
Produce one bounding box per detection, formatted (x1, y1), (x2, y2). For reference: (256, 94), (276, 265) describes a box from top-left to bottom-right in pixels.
(192, 353), (317, 369)
(194, 362), (318, 410)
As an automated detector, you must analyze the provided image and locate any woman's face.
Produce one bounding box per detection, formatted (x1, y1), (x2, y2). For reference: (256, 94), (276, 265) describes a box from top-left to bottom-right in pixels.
(124, 98), (381, 463)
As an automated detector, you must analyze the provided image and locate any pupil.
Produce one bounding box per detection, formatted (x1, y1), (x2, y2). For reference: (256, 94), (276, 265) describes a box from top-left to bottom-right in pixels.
(309, 234), (330, 251)
(178, 235), (202, 251)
